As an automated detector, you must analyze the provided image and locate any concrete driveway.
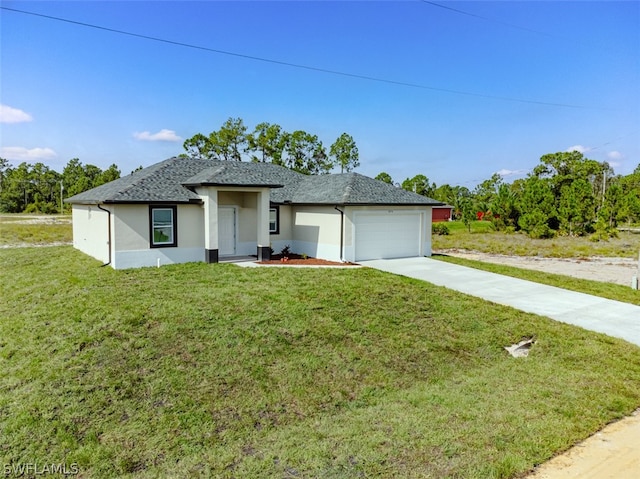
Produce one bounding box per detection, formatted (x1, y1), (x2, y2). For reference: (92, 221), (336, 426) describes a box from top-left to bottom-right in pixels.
(360, 257), (640, 347)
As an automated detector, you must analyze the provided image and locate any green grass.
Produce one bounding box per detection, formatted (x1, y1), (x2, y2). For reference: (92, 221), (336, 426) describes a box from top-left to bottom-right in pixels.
(434, 254), (640, 307)
(433, 221), (640, 258)
(2, 247), (640, 478)
(0, 215), (72, 246)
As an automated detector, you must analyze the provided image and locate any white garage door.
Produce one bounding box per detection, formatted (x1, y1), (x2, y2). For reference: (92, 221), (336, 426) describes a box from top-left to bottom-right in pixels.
(354, 211), (422, 261)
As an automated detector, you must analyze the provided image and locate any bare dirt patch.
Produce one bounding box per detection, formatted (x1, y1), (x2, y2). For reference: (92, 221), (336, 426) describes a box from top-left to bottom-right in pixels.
(525, 409), (640, 479)
(436, 249), (639, 287)
(0, 214), (71, 225)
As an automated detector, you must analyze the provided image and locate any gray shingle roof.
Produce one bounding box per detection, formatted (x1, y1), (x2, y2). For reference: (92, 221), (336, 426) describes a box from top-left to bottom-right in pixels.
(182, 161), (304, 188)
(277, 173), (440, 205)
(65, 157), (208, 204)
(66, 157), (441, 206)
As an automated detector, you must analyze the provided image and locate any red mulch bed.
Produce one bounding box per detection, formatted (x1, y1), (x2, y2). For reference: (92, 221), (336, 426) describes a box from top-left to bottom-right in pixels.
(258, 253), (358, 266)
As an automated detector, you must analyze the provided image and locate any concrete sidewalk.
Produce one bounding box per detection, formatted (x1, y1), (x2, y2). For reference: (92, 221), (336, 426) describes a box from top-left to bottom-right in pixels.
(360, 257), (640, 347)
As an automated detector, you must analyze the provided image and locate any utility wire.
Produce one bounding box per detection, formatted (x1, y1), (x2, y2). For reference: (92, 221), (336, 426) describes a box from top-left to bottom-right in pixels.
(2, 6), (596, 110)
(421, 1), (553, 37)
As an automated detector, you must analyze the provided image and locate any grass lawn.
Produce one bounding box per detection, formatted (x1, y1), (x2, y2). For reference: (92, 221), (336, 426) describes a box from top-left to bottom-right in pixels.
(2, 247), (640, 478)
(432, 221), (640, 258)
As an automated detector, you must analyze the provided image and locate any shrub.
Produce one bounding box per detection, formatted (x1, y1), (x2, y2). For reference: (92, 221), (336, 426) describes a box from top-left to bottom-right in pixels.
(528, 224), (556, 239)
(432, 223), (450, 235)
(589, 223), (619, 242)
(280, 244), (291, 256)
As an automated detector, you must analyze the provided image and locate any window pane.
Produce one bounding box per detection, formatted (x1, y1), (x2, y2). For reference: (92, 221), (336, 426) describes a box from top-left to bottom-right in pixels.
(153, 209), (173, 225)
(151, 207), (176, 247)
(154, 226), (173, 244)
(269, 208), (278, 233)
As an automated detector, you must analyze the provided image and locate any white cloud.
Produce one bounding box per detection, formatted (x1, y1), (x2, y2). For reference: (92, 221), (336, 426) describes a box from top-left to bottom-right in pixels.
(1, 146), (57, 161)
(0, 104), (33, 123)
(566, 145), (589, 153)
(496, 168), (527, 177)
(607, 150), (623, 160)
(133, 129), (182, 142)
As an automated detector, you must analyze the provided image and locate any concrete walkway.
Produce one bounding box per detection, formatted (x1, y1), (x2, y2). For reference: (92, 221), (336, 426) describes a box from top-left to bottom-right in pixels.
(360, 257), (640, 347)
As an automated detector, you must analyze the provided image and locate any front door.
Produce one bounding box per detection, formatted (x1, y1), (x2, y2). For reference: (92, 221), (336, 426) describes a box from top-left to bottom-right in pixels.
(218, 207), (236, 256)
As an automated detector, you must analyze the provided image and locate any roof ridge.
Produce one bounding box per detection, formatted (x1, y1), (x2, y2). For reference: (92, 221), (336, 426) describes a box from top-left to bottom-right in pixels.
(118, 157), (180, 196)
(341, 172), (357, 204)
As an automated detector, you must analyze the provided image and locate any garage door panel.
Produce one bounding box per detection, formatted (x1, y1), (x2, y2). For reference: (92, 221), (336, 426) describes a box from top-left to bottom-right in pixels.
(354, 212), (421, 261)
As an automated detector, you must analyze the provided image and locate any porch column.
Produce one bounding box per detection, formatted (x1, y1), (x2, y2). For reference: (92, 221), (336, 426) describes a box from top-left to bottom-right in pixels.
(201, 187), (219, 263)
(256, 188), (271, 260)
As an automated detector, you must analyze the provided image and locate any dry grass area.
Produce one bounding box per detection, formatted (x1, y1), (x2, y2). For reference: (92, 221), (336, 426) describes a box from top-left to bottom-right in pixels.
(437, 250), (639, 287)
(0, 214), (72, 247)
(432, 221), (640, 259)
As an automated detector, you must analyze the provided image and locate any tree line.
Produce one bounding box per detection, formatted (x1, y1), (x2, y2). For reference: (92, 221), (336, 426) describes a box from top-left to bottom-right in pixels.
(0, 158), (121, 213)
(2, 119), (638, 242)
(183, 117), (360, 175)
(378, 151), (640, 239)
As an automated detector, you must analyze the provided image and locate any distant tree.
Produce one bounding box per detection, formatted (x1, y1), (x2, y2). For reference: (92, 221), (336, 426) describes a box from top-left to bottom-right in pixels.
(62, 159), (91, 197)
(28, 162), (61, 213)
(283, 130), (331, 175)
(96, 164), (121, 186)
(183, 118), (361, 176)
(474, 173), (502, 209)
(329, 133), (359, 173)
(557, 179), (594, 235)
(0, 161), (62, 213)
(182, 117), (248, 161)
(490, 183), (519, 229)
(0, 162), (29, 212)
(517, 176), (556, 238)
(401, 174), (435, 197)
(599, 181), (624, 228)
(247, 122), (287, 165)
(215, 117), (248, 161)
(0, 158), (9, 194)
(375, 172), (394, 184)
(183, 133), (213, 160)
(619, 167), (640, 225)
(534, 151), (605, 205)
(460, 196), (476, 232)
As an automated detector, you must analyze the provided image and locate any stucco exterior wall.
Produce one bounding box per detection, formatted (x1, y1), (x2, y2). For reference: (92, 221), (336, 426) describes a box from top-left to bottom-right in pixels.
(290, 206), (342, 261)
(72, 204), (110, 264)
(112, 204), (148, 251)
(110, 203), (204, 269)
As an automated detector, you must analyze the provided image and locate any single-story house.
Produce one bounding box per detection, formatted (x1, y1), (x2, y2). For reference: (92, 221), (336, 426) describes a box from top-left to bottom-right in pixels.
(66, 157), (442, 269)
(432, 204), (454, 222)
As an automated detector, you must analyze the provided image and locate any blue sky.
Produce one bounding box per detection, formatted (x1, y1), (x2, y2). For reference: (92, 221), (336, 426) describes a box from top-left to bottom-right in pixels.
(1, 1), (638, 188)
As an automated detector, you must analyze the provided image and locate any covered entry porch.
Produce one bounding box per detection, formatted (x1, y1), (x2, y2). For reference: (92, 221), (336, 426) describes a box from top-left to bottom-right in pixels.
(196, 186), (273, 263)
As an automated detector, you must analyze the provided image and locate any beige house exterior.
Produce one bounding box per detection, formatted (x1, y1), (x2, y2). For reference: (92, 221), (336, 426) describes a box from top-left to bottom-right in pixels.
(67, 157), (440, 269)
